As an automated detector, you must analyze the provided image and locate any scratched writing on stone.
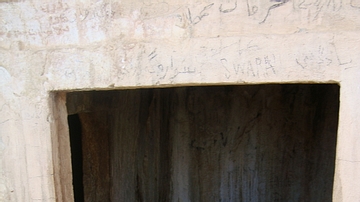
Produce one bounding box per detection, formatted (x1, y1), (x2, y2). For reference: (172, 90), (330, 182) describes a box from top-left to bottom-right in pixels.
(295, 45), (334, 69)
(220, 54), (277, 79)
(175, 1), (237, 28)
(247, 0), (343, 23)
(209, 40), (278, 79)
(147, 48), (169, 80)
(146, 48), (196, 80)
(77, 3), (115, 21)
(2, 28), (68, 39)
(49, 13), (69, 25)
(1, 2), (74, 40)
(45, 4), (74, 36)
(297, 0), (343, 21)
(187, 3), (215, 25)
(39, 1), (70, 14)
(246, 0), (290, 23)
(48, 13), (71, 35)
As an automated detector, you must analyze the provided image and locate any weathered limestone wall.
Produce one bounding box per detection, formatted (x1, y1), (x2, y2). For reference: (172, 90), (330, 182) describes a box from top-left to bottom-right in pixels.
(0, 0), (359, 201)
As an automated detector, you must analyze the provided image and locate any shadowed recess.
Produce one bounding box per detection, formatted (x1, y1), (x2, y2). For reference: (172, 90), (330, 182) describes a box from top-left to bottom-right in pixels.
(67, 84), (339, 202)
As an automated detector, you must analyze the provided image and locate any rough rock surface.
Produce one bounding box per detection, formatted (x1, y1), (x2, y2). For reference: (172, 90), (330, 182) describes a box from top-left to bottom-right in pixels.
(0, 0), (359, 201)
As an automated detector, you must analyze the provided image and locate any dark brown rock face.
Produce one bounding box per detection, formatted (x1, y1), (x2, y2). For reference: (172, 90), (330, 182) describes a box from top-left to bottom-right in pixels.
(67, 84), (339, 202)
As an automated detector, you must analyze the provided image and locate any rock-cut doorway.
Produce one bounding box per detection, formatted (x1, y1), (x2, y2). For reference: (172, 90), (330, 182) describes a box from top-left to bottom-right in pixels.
(66, 84), (339, 201)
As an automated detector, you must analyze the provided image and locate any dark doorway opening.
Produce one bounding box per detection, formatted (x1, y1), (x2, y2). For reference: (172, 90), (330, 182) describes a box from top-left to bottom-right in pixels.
(68, 114), (84, 202)
(66, 84), (339, 201)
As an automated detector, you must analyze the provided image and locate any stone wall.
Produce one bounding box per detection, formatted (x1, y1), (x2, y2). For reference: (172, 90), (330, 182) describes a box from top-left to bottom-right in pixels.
(0, 0), (360, 201)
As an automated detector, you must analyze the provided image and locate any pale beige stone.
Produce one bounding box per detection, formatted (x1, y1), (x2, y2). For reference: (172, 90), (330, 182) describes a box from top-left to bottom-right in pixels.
(0, 0), (359, 201)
